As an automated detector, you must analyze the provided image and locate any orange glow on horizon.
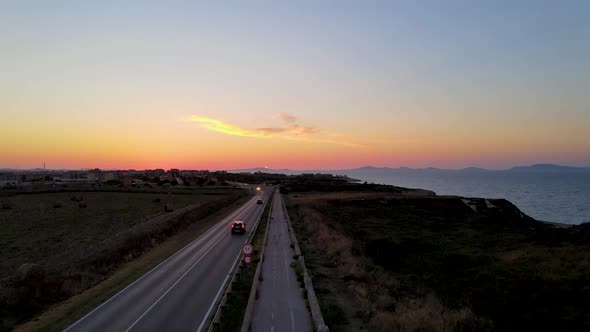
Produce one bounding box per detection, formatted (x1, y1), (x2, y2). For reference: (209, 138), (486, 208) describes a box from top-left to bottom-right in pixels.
(1, 113), (588, 171)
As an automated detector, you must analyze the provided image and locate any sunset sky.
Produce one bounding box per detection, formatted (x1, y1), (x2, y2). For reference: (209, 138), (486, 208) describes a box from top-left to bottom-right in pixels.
(1, 1), (589, 170)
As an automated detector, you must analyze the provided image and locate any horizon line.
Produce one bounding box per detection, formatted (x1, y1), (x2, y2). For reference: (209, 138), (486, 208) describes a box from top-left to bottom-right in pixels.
(2, 163), (589, 173)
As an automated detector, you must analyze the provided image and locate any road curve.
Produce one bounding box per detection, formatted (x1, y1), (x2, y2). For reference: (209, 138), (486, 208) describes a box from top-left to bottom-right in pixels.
(64, 189), (271, 332)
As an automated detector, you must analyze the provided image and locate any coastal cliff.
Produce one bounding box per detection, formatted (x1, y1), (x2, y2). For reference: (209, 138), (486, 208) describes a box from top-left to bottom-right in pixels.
(284, 189), (589, 331)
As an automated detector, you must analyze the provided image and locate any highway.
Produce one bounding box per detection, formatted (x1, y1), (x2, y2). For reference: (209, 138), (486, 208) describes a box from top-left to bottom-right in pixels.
(64, 188), (271, 332)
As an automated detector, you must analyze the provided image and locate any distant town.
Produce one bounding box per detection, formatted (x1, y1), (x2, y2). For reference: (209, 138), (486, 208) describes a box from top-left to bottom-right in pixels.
(0, 168), (228, 189)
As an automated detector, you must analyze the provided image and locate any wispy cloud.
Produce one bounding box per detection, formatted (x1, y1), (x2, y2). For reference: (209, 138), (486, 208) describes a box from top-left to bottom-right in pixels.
(189, 116), (259, 137)
(189, 114), (367, 147)
(257, 124), (319, 136)
(274, 112), (297, 124)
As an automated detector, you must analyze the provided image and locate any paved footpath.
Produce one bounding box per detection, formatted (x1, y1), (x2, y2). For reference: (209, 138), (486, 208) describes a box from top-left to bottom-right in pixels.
(251, 191), (312, 332)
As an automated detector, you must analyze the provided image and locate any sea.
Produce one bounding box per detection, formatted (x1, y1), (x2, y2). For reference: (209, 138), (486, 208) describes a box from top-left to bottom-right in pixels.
(340, 171), (590, 225)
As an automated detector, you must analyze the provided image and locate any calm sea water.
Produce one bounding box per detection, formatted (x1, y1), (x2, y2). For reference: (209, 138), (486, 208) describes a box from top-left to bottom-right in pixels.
(342, 171), (590, 225)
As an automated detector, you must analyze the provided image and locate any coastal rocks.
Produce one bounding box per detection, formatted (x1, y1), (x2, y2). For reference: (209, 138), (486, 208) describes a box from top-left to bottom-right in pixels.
(459, 197), (539, 227)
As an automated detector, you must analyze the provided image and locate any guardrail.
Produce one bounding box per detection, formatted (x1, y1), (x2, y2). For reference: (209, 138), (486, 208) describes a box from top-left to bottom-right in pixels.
(281, 194), (330, 332)
(205, 190), (271, 332)
(240, 189), (275, 332)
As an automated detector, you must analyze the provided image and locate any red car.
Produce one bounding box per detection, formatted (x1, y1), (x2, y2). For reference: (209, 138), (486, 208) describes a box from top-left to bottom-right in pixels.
(256, 199), (263, 204)
(231, 221), (246, 234)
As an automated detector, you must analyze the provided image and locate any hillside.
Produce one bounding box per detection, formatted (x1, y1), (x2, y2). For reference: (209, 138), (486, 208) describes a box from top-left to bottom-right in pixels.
(285, 192), (590, 331)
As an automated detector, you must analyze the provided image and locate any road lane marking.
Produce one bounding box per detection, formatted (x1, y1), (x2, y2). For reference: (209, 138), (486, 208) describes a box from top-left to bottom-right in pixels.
(125, 190), (270, 332)
(290, 308), (296, 332)
(197, 191), (268, 332)
(195, 251), (239, 332)
(64, 196), (256, 332)
(284, 248), (291, 285)
(124, 227), (230, 332)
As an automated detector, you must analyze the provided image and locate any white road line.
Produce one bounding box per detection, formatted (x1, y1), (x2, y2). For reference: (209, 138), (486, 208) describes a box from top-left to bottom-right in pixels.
(195, 251), (240, 332)
(197, 191), (268, 332)
(284, 248), (291, 285)
(124, 227), (229, 332)
(290, 308), (296, 332)
(64, 197), (255, 332)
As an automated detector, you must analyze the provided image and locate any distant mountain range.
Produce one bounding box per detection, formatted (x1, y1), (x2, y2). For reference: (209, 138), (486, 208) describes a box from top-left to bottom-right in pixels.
(2, 164), (589, 174)
(229, 164), (590, 175)
(507, 164), (590, 172)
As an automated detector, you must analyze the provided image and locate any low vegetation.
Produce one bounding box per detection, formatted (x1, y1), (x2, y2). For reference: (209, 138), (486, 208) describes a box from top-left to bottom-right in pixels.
(286, 192), (590, 332)
(0, 188), (248, 331)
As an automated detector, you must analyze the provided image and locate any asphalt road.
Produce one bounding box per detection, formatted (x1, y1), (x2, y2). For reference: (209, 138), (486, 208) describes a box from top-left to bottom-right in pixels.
(251, 191), (312, 332)
(64, 189), (271, 332)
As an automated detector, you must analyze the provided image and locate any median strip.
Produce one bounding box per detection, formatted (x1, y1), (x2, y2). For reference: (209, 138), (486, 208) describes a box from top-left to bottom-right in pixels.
(239, 191), (275, 332)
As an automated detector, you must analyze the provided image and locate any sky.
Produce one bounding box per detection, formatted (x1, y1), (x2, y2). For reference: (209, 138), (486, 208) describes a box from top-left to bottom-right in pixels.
(1, 0), (589, 170)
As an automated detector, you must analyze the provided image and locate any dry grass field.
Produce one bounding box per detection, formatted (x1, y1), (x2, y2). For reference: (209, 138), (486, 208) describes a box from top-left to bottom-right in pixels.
(286, 192), (590, 332)
(0, 188), (248, 331)
(1, 190), (232, 277)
